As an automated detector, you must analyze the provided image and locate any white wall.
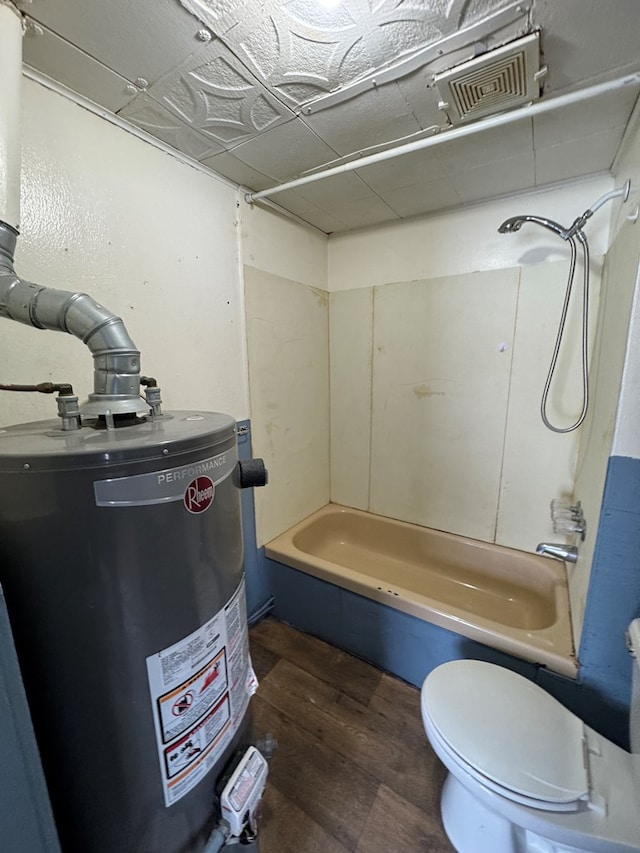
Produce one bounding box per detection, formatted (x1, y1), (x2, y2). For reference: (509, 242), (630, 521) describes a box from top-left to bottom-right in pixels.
(1, 78), (247, 428)
(329, 176), (613, 291)
(569, 109), (640, 645)
(611, 106), (640, 461)
(240, 204), (329, 545)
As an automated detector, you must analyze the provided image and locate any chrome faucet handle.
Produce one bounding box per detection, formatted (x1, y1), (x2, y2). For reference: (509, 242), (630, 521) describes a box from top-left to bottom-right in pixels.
(550, 498), (586, 541)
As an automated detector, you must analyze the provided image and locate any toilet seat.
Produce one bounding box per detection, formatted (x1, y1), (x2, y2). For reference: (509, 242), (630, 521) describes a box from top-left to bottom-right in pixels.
(422, 660), (590, 810)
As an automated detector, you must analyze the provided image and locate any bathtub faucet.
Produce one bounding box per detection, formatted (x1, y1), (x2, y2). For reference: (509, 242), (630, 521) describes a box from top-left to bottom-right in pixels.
(536, 543), (578, 563)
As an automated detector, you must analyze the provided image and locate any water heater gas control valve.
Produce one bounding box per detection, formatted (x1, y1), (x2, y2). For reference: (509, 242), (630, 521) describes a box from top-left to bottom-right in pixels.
(220, 746), (268, 838)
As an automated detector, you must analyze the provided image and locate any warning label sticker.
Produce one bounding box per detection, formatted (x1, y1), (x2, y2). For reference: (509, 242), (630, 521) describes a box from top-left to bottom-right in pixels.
(146, 578), (258, 807)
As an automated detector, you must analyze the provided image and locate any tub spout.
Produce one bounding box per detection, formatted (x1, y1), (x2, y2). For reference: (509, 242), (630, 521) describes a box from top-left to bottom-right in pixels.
(536, 543), (578, 563)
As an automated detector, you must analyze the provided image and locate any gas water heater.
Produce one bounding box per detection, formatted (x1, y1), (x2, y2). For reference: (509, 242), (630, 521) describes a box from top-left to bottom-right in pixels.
(0, 407), (267, 852)
(0, 207), (267, 849)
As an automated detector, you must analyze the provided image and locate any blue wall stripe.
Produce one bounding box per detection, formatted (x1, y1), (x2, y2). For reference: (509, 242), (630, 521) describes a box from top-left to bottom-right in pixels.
(577, 455), (640, 745)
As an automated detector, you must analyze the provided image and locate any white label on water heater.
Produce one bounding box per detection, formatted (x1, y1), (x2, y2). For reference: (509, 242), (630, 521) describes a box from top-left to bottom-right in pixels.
(146, 577), (258, 807)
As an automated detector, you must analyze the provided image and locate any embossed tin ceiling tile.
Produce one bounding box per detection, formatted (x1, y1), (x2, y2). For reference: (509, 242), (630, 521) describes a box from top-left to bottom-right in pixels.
(221, 0), (452, 105)
(118, 94), (224, 161)
(180, 0), (515, 107)
(177, 0), (249, 36)
(146, 40), (293, 147)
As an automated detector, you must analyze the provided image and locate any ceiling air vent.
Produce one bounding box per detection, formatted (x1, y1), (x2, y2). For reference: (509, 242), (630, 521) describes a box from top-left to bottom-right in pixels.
(434, 32), (543, 125)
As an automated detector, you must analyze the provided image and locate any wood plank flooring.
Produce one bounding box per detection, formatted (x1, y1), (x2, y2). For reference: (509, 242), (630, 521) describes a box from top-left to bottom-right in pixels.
(249, 617), (456, 853)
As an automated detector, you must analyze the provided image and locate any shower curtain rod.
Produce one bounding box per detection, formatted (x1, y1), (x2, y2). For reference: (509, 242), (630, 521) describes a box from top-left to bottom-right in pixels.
(244, 72), (640, 205)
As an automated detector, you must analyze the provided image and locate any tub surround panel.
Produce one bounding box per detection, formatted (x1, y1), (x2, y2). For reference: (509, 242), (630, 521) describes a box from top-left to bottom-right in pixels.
(329, 288), (373, 510)
(496, 259), (602, 552)
(244, 266), (330, 546)
(369, 270), (517, 541)
(328, 262), (598, 553)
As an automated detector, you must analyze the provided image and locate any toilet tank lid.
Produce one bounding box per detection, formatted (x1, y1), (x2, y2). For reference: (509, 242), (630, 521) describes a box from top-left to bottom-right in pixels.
(627, 620), (640, 660)
(423, 660), (588, 804)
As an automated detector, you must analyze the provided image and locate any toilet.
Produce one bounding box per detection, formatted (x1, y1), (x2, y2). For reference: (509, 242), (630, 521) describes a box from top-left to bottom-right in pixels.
(421, 620), (640, 853)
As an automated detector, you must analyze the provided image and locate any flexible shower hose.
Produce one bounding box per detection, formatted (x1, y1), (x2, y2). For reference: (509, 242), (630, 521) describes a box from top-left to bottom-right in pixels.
(539, 230), (590, 433)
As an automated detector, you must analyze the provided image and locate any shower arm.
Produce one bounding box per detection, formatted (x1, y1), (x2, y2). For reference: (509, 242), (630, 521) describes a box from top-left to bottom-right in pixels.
(565, 180), (631, 238)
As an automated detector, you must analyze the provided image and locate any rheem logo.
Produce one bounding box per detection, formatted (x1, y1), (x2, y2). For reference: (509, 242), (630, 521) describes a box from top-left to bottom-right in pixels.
(184, 476), (215, 514)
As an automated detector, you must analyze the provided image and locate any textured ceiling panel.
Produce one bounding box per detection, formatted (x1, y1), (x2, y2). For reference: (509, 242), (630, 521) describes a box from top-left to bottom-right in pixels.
(229, 119), (339, 181)
(200, 151), (275, 191)
(533, 85), (640, 149)
(18, 0), (204, 85)
(14, 0), (640, 234)
(146, 40), (294, 146)
(534, 126), (628, 186)
(23, 22), (136, 113)
(355, 147), (450, 194)
(301, 83), (422, 157)
(380, 176), (461, 219)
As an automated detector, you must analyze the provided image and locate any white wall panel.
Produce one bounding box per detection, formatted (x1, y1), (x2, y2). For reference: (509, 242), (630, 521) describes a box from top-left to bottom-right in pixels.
(330, 288), (373, 509)
(244, 267), (330, 545)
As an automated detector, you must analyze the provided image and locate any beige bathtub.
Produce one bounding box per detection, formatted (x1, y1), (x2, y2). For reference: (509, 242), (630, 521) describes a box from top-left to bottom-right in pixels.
(265, 503), (577, 678)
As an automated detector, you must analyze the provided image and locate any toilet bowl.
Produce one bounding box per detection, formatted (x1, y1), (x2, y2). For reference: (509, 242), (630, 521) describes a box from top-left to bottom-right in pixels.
(420, 623), (640, 853)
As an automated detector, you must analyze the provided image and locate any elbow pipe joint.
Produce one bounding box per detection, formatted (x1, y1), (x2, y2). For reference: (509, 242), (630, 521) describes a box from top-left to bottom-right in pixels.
(0, 222), (149, 417)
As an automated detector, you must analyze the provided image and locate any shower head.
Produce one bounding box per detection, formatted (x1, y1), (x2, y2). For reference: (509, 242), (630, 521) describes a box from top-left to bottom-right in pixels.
(498, 216), (527, 233)
(497, 214), (569, 239)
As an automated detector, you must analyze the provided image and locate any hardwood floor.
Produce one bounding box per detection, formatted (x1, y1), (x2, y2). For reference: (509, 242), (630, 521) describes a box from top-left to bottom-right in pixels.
(249, 617), (456, 853)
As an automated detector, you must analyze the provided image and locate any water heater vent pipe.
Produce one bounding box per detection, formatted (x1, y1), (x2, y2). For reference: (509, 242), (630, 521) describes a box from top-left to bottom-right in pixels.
(0, 1), (148, 418)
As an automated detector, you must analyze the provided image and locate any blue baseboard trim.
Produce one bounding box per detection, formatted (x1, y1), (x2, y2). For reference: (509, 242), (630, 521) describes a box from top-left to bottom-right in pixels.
(268, 557), (539, 684)
(266, 556), (629, 747)
(246, 452), (640, 750)
(576, 455), (640, 748)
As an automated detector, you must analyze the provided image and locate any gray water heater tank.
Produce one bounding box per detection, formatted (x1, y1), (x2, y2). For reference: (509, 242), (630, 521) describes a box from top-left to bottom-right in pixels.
(0, 411), (256, 852)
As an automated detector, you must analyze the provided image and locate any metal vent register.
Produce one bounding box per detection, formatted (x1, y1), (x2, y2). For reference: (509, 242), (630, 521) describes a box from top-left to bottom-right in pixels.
(435, 32), (543, 124)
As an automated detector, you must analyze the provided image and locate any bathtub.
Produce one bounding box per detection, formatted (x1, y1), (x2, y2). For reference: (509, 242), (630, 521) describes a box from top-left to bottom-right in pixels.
(265, 504), (577, 678)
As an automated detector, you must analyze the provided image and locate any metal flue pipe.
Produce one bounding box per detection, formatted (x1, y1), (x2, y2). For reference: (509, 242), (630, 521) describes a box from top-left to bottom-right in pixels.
(0, 1), (148, 418)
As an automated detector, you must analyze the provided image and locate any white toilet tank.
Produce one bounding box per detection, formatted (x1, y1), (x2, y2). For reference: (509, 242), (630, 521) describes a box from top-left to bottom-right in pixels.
(628, 619), (640, 753)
